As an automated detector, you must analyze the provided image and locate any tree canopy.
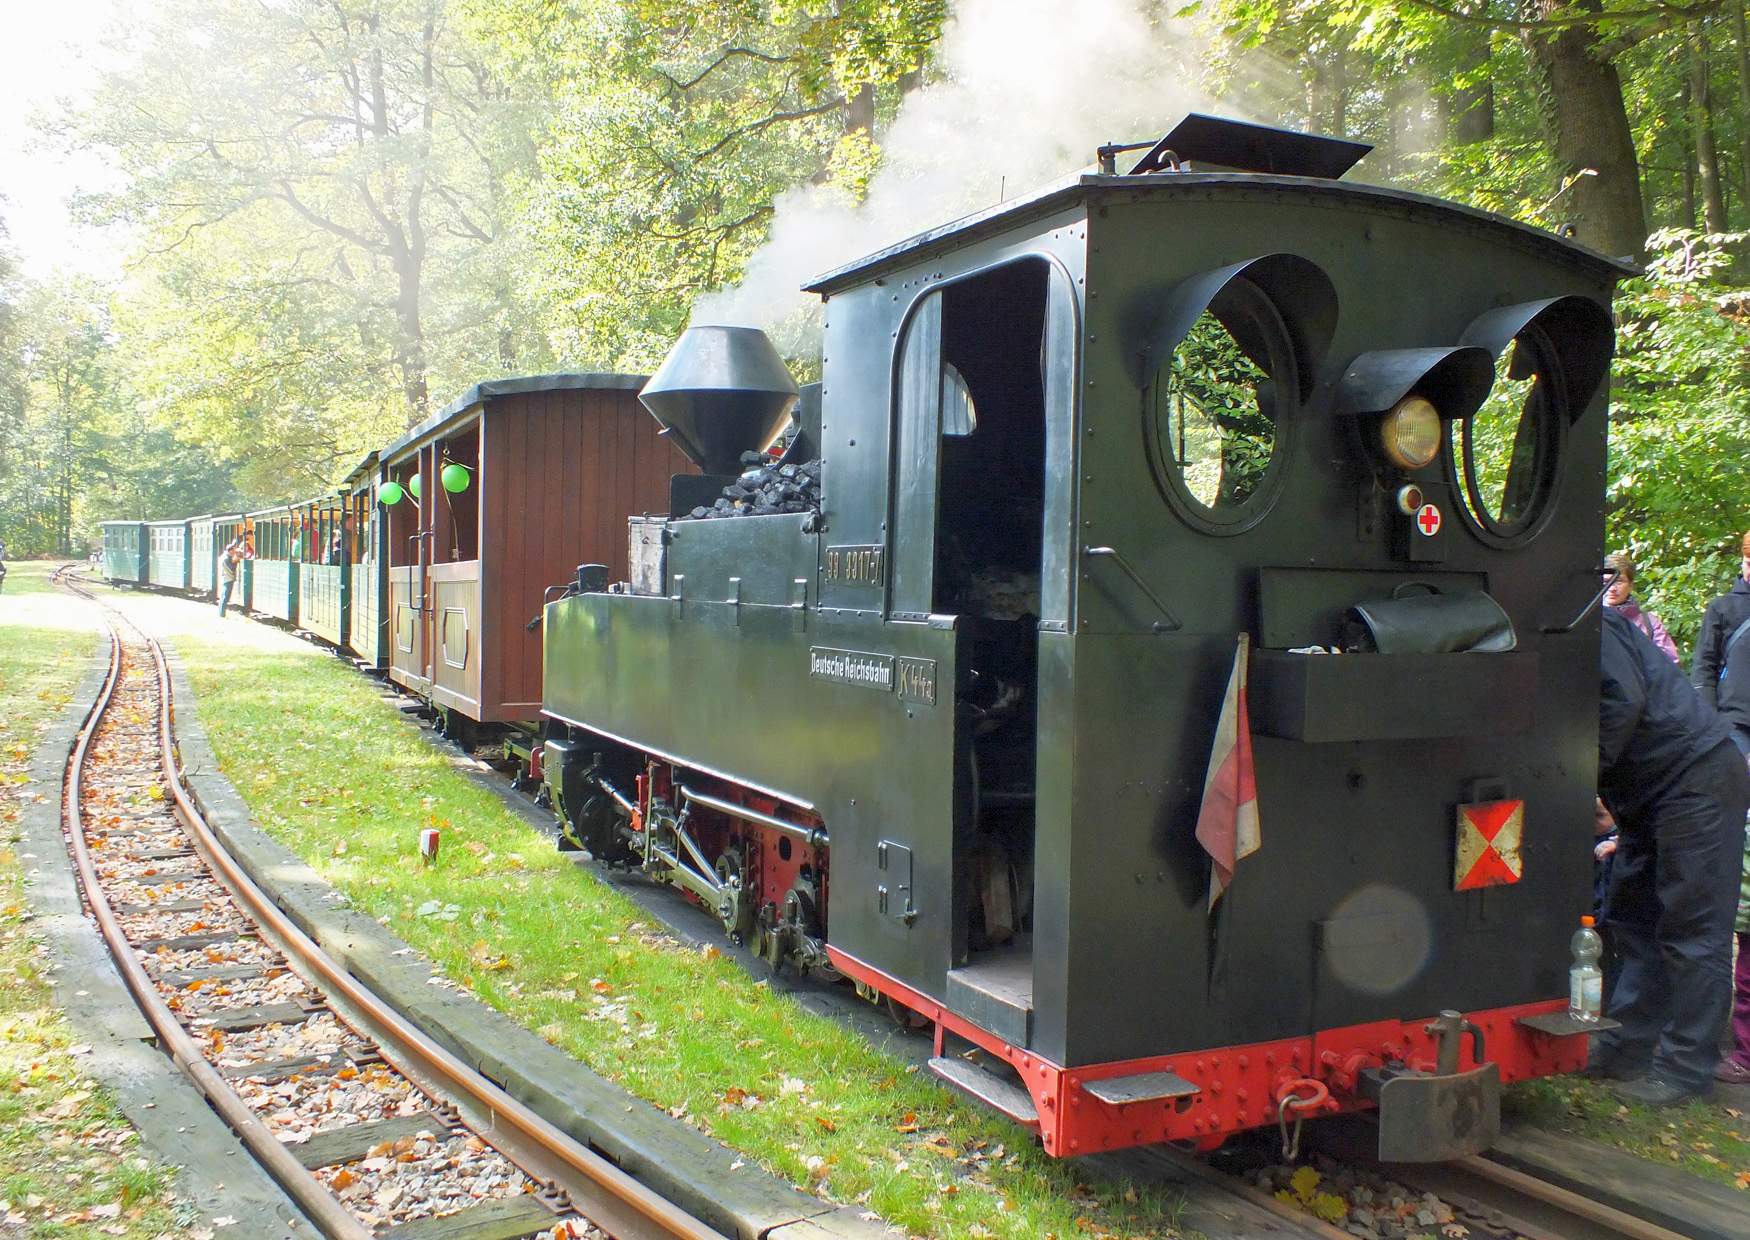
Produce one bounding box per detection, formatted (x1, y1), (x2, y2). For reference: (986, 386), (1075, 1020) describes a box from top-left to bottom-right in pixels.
(0, 0), (1744, 652)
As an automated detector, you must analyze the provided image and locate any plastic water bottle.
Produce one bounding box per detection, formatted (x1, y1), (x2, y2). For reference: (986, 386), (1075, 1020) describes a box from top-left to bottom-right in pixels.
(1569, 915), (1603, 1023)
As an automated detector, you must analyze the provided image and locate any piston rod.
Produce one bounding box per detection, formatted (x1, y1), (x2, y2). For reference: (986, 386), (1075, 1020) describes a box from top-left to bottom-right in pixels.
(678, 783), (828, 849)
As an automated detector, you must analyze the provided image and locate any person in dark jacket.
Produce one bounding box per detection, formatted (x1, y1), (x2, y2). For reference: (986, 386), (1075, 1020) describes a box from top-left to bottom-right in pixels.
(1592, 608), (1750, 1105)
(1691, 530), (1750, 755)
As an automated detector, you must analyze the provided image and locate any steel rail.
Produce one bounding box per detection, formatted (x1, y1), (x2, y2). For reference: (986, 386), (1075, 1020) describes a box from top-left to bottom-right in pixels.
(62, 603), (371, 1239)
(1299, 1117), (1694, 1240)
(134, 614), (727, 1240)
(1451, 1153), (1690, 1240)
(60, 571), (730, 1240)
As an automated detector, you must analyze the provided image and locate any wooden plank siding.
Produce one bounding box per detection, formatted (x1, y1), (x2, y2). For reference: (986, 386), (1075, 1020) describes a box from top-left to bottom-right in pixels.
(378, 377), (686, 725)
(478, 386), (688, 723)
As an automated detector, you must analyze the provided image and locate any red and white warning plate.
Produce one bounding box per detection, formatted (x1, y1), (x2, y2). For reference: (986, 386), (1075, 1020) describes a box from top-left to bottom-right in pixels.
(1454, 799), (1524, 890)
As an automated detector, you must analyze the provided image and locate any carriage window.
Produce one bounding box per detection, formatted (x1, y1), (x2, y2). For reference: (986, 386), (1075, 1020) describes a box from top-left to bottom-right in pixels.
(1144, 277), (1295, 533)
(1451, 329), (1562, 540)
(942, 363), (977, 437)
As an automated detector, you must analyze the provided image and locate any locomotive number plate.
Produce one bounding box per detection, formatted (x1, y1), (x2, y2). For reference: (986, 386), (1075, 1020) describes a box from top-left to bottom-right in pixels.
(824, 544), (885, 587)
(809, 646), (894, 691)
(896, 656), (937, 705)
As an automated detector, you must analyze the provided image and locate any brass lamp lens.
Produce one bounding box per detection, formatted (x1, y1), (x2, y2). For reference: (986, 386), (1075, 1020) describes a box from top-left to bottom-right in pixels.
(1381, 397), (1442, 470)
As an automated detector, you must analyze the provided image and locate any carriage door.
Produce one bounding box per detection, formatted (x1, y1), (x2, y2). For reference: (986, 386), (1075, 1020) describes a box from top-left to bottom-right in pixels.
(418, 445), (438, 687)
(387, 455), (428, 690)
(892, 255), (1075, 1046)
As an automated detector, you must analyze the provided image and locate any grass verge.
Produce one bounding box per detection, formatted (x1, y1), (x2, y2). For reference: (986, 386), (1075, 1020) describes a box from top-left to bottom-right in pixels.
(1505, 1075), (1750, 1189)
(0, 562), (186, 1237)
(170, 624), (1194, 1240)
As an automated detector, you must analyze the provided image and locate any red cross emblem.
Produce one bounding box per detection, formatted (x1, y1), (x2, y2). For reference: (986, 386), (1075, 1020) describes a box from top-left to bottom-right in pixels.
(1454, 799), (1524, 890)
(1415, 503), (1442, 536)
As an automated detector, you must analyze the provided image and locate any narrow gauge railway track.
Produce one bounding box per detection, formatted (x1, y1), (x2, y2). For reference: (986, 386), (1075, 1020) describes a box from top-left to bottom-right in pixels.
(71, 569), (1724, 1240)
(54, 568), (729, 1240)
(1194, 1126), (1698, 1240)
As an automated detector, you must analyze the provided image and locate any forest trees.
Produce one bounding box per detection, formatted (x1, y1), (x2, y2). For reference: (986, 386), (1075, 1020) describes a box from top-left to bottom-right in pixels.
(13, 0), (1750, 595)
(66, 0), (551, 483)
(465, 0), (947, 367)
(1213, 0), (1750, 259)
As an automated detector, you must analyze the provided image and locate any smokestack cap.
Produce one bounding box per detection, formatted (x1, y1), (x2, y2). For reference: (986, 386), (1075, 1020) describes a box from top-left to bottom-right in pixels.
(640, 326), (800, 475)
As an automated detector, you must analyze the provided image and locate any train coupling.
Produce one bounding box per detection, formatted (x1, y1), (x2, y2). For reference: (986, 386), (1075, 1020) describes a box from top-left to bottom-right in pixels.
(1358, 1010), (1500, 1162)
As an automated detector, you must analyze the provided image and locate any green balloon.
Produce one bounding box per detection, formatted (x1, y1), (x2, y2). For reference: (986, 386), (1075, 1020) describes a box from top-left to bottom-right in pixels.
(378, 481), (405, 506)
(441, 462), (471, 493)
(409, 474), (422, 499)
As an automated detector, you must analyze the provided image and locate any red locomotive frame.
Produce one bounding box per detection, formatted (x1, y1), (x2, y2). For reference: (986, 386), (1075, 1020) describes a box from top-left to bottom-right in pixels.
(826, 947), (1587, 1158)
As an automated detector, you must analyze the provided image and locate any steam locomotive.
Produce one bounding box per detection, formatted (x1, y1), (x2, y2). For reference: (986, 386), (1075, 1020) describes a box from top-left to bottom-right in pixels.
(537, 113), (1628, 1162)
(102, 112), (1628, 1164)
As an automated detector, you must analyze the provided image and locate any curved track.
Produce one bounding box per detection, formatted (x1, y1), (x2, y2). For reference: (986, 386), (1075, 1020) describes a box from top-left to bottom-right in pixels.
(56, 567), (728, 1240)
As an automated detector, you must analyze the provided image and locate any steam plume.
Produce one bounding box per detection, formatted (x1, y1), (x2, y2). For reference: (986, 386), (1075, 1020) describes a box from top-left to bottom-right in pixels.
(690, 0), (1228, 341)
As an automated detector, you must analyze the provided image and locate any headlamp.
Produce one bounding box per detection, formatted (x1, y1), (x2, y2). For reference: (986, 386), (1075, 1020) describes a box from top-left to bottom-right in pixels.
(1380, 396), (1442, 470)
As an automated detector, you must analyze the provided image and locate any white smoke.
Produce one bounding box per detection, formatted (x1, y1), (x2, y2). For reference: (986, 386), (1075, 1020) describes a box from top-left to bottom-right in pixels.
(690, 0), (1231, 341)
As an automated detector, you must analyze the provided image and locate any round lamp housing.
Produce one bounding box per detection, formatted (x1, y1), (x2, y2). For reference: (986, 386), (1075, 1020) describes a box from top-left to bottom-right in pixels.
(1379, 396), (1442, 470)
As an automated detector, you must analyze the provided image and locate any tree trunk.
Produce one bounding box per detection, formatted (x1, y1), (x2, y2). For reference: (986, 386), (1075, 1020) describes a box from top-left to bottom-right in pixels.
(1523, 1), (1647, 258)
(844, 83), (874, 136)
(1690, 22), (1729, 232)
(1311, 44), (1349, 135)
(1737, 0), (1750, 209)
(1679, 77), (1697, 228)
(1451, 27), (1495, 144)
(392, 250), (428, 416)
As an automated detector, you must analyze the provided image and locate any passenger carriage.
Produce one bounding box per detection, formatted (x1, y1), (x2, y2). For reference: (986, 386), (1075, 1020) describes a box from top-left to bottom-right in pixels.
(146, 519), (190, 592)
(296, 492), (348, 647)
(100, 521), (148, 587)
(343, 454), (389, 669)
(378, 374), (689, 740)
(189, 516), (217, 599)
(247, 504), (300, 623)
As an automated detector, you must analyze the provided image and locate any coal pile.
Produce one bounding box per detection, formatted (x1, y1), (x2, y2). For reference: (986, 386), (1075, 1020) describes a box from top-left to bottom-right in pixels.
(685, 451), (822, 519)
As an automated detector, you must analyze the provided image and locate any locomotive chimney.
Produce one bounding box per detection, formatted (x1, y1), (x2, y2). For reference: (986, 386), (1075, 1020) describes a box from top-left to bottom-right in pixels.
(640, 326), (800, 476)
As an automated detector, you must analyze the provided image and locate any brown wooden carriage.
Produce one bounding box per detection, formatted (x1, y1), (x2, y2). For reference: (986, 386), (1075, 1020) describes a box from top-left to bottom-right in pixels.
(378, 374), (690, 726)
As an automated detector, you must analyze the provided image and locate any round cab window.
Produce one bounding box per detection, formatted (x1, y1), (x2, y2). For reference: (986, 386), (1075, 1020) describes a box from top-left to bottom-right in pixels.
(1145, 279), (1296, 534)
(1450, 328), (1563, 542)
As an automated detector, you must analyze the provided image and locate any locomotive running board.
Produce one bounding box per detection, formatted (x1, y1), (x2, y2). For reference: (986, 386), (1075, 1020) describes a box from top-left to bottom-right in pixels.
(928, 1057), (1040, 1129)
(1082, 1070), (1201, 1105)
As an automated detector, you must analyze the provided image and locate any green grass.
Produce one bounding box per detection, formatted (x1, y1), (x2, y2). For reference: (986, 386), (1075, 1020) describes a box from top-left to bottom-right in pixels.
(0, 561), (187, 1237)
(173, 627), (1196, 1239)
(1506, 1074), (1750, 1190)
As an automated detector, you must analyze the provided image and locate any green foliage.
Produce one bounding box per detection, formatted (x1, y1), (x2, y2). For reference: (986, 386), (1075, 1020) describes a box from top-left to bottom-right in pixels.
(1158, 309), (1276, 510)
(64, 0), (556, 478)
(1606, 229), (1750, 654)
(466, 0), (944, 369)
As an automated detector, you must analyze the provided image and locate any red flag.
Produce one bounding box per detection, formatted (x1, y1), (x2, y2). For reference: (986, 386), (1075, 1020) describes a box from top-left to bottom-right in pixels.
(1195, 634), (1260, 909)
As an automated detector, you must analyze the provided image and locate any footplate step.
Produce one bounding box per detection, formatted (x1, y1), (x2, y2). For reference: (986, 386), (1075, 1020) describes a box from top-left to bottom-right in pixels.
(928, 1056), (1038, 1128)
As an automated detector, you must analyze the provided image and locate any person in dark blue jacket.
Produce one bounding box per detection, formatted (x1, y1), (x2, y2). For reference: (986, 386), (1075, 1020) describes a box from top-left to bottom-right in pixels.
(1592, 608), (1750, 1106)
(1692, 531), (1750, 755)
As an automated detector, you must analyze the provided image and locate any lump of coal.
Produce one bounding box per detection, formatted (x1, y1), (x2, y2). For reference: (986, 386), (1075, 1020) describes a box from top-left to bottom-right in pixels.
(678, 453), (825, 520)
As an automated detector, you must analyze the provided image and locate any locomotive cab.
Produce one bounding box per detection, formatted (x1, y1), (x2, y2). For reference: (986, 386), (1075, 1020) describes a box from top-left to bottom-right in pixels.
(540, 113), (1631, 1162)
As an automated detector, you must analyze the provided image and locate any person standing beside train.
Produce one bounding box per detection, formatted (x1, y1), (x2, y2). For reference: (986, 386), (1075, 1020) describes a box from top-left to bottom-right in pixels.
(1692, 530), (1750, 1087)
(1592, 607), (1750, 1106)
(1692, 530), (1750, 756)
(217, 535), (249, 618)
(1604, 552), (1679, 663)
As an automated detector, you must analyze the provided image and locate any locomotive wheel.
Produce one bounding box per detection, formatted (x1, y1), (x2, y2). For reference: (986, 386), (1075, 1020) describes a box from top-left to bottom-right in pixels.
(713, 847), (754, 943)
